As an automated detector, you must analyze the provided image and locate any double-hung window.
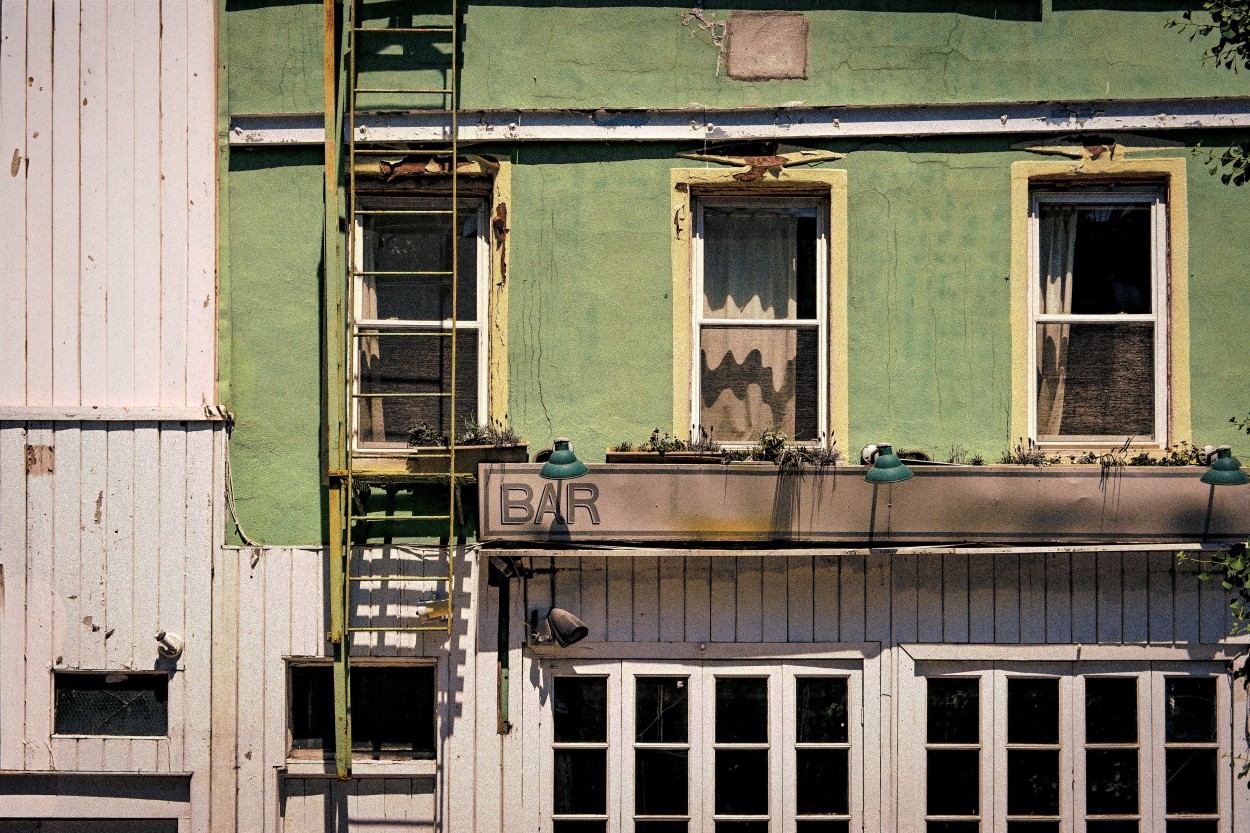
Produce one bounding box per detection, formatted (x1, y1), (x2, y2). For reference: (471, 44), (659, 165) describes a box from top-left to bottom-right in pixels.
(1028, 189), (1168, 446)
(915, 663), (1232, 833)
(545, 660), (860, 832)
(354, 196), (489, 448)
(693, 199), (827, 445)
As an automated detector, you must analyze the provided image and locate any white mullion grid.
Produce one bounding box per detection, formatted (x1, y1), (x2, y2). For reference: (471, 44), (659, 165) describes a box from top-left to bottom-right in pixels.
(691, 199), (829, 447)
(919, 668), (989, 833)
(623, 662), (701, 833)
(1026, 188), (1167, 447)
(708, 666), (778, 830)
(546, 665), (619, 833)
(783, 664), (860, 833)
(997, 667), (1071, 833)
(1153, 665), (1230, 833)
(1074, 668), (1146, 833)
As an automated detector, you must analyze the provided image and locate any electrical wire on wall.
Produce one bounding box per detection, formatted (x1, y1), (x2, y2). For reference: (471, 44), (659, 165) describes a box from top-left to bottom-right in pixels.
(219, 408), (259, 547)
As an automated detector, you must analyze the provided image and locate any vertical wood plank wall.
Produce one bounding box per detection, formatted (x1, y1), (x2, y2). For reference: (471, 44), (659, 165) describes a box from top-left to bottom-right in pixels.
(222, 547), (1239, 832)
(0, 0), (217, 409)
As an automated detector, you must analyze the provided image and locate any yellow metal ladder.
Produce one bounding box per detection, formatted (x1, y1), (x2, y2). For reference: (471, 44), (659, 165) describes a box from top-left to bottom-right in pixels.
(325, 0), (462, 778)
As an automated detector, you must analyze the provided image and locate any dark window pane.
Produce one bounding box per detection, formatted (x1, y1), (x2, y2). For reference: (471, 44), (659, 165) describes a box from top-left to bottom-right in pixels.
(1038, 203), (1152, 316)
(1007, 679), (1059, 744)
(637, 824), (688, 833)
(700, 326), (819, 442)
(636, 677), (688, 743)
(357, 333), (478, 446)
(1007, 824), (1060, 833)
(928, 679), (979, 744)
(362, 201), (479, 322)
(1165, 678), (1217, 743)
(289, 665), (435, 759)
(927, 749), (979, 817)
(1007, 749), (1059, 816)
(798, 822), (849, 833)
(554, 677), (607, 743)
(1035, 323), (1154, 440)
(554, 749), (607, 815)
(54, 673), (168, 737)
(1086, 749), (1139, 815)
(716, 678), (768, 743)
(1085, 678), (1138, 744)
(552, 823), (606, 833)
(797, 749), (849, 815)
(715, 749), (768, 815)
(1167, 821), (1218, 833)
(928, 824), (980, 833)
(636, 749), (689, 816)
(702, 206), (818, 321)
(715, 824), (768, 833)
(797, 677), (849, 744)
(1165, 749), (1218, 814)
(1087, 818), (1140, 833)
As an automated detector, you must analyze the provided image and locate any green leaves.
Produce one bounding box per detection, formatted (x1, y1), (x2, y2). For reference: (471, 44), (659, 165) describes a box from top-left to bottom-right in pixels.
(1169, 2), (1250, 72)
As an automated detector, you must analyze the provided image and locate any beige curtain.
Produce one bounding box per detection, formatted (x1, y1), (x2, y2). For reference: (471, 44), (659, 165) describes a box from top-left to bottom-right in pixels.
(359, 276), (386, 444)
(701, 328), (798, 439)
(1036, 207), (1078, 437)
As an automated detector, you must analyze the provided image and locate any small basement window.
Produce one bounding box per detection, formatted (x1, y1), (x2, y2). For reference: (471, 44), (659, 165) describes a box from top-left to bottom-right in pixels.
(54, 672), (169, 737)
(289, 664), (436, 760)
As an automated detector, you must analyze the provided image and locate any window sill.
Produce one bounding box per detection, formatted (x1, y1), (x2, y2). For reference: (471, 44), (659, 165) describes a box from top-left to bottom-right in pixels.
(283, 759), (437, 777)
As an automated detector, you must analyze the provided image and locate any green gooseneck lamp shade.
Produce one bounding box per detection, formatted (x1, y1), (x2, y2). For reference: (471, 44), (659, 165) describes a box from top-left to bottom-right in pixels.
(1201, 446), (1249, 486)
(865, 443), (914, 484)
(539, 438), (588, 480)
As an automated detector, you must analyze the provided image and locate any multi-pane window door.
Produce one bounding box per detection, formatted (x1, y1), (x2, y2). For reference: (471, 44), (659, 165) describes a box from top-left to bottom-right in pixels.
(546, 661), (860, 833)
(915, 664), (1231, 833)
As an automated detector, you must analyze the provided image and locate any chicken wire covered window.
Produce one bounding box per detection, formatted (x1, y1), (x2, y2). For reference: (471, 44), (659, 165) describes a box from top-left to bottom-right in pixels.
(53, 672), (169, 737)
(693, 199), (827, 445)
(1029, 190), (1168, 446)
(354, 197), (488, 448)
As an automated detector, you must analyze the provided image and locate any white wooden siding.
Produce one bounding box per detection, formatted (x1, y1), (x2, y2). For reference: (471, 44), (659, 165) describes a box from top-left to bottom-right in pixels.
(0, 421), (222, 833)
(0, 0), (217, 409)
(213, 545), (1240, 832)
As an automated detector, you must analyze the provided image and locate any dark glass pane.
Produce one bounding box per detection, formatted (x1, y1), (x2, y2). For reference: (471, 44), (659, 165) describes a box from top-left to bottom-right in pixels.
(1037, 203), (1152, 315)
(357, 333), (478, 445)
(1086, 749), (1139, 815)
(1035, 322), (1154, 440)
(797, 677), (849, 743)
(928, 678), (980, 744)
(700, 326), (819, 442)
(1007, 749), (1059, 816)
(1085, 678), (1138, 744)
(715, 749), (768, 815)
(289, 665), (333, 750)
(554, 677), (607, 743)
(636, 749), (689, 815)
(1086, 822), (1137, 833)
(552, 823), (606, 833)
(716, 678), (768, 743)
(1007, 824), (1059, 833)
(350, 665), (436, 758)
(636, 677), (688, 743)
(637, 824), (688, 833)
(362, 201), (479, 322)
(1167, 821), (1218, 833)
(54, 673), (168, 737)
(797, 822), (849, 833)
(715, 824), (768, 833)
(927, 824), (979, 833)
(1007, 679), (1059, 744)
(554, 749), (606, 815)
(1165, 749), (1218, 814)
(927, 749), (979, 816)
(797, 749), (849, 814)
(702, 205), (818, 321)
(1165, 678), (1217, 743)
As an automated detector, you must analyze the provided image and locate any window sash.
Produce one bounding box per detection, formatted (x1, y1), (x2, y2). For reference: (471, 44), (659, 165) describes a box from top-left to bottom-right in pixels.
(1026, 190), (1169, 446)
(692, 198), (829, 447)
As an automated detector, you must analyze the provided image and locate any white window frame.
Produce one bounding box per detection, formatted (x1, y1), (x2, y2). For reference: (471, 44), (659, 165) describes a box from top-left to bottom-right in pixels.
(691, 197), (830, 447)
(351, 197), (491, 450)
(1026, 188), (1169, 448)
(906, 661), (1234, 833)
(538, 658), (862, 833)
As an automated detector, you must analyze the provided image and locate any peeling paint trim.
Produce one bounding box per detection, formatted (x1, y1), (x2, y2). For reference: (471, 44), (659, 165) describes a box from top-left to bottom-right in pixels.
(229, 97), (1250, 145)
(0, 406), (231, 422)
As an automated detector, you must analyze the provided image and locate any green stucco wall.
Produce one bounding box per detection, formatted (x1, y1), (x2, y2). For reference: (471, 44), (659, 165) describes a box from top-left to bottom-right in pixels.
(224, 1), (1250, 116)
(221, 135), (1250, 545)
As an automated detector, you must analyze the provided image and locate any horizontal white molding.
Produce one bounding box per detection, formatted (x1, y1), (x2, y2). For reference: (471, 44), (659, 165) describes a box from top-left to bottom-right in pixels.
(229, 97), (1250, 145)
(491, 542), (1216, 558)
(903, 642), (1240, 662)
(0, 405), (230, 422)
(527, 641), (882, 660)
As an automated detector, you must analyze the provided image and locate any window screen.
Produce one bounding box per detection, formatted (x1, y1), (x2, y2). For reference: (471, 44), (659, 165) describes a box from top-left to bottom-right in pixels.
(54, 672), (169, 737)
(289, 664), (436, 760)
